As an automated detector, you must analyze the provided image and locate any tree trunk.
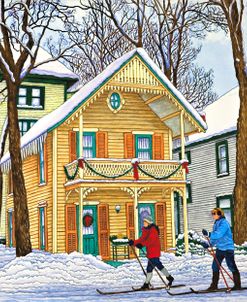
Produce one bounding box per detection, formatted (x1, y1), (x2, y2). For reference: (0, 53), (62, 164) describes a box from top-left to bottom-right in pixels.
(7, 82), (32, 256)
(234, 76), (247, 244)
(223, 1), (247, 244)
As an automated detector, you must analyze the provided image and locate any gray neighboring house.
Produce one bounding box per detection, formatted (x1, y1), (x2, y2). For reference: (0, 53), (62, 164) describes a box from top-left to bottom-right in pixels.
(173, 87), (239, 236)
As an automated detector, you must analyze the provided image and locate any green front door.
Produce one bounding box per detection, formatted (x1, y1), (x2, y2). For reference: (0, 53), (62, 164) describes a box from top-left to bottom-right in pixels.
(80, 205), (99, 255)
(138, 203), (155, 255)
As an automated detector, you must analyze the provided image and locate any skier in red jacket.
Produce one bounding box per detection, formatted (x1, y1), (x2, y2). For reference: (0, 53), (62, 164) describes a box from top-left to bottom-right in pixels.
(129, 216), (174, 289)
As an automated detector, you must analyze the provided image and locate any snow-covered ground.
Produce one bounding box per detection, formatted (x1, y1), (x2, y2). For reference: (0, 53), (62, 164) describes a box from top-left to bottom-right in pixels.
(0, 245), (246, 301)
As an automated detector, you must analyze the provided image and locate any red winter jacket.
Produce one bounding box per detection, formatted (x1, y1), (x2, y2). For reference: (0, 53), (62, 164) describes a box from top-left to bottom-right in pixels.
(134, 224), (161, 258)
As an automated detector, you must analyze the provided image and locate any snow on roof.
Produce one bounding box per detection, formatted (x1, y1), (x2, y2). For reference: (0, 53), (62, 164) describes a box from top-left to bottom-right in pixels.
(0, 48), (206, 170)
(29, 48), (78, 80)
(11, 47), (78, 81)
(186, 87), (239, 146)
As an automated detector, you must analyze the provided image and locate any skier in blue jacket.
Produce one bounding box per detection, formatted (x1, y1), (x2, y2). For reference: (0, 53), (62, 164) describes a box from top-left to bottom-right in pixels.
(201, 208), (241, 291)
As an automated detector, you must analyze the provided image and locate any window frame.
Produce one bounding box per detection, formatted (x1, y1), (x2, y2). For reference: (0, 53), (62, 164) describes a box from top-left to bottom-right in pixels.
(109, 92), (121, 110)
(186, 183), (192, 204)
(39, 206), (48, 250)
(76, 132), (96, 158)
(17, 85), (45, 110)
(38, 143), (47, 185)
(135, 134), (153, 160)
(8, 211), (13, 247)
(216, 195), (234, 229)
(216, 140), (229, 177)
(18, 119), (37, 136)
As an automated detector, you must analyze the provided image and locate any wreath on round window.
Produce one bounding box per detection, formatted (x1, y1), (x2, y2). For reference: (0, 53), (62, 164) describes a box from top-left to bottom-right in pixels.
(83, 214), (94, 227)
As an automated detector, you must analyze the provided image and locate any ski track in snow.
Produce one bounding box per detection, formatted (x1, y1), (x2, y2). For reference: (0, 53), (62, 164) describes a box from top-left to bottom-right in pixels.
(0, 245), (246, 301)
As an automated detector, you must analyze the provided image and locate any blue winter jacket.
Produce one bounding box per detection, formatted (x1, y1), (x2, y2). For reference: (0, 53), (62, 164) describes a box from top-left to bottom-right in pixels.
(210, 217), (234, 250)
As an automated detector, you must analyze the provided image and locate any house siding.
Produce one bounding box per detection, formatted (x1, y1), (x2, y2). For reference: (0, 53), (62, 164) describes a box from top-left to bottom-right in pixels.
(173, 133), (236, 233)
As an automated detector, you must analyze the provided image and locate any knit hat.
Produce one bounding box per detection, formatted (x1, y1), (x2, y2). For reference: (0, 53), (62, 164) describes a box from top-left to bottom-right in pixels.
(143, 216), (153, 224)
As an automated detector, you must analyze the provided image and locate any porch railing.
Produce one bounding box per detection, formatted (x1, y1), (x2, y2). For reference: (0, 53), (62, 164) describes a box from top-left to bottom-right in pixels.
(64, 158), (186, 182)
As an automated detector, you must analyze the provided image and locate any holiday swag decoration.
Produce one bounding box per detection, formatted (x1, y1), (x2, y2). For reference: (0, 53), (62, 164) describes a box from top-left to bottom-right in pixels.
(64, 158), (189, 181)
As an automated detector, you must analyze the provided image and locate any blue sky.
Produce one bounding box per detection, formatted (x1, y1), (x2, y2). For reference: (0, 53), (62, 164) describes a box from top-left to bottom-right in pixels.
(196, 30), (238, 98)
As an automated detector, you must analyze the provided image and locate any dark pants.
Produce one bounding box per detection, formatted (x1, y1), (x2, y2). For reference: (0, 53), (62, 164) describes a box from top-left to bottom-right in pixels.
(212, 249), (239, 273)
(146, 257), (164, 273)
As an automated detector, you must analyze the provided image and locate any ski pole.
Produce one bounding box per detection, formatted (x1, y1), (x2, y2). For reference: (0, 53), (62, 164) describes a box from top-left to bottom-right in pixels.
(130, 245), (147, 276)
(140, 248), (168, 288)
(206, 247), (234, 282)
(205, 237), (231, 291)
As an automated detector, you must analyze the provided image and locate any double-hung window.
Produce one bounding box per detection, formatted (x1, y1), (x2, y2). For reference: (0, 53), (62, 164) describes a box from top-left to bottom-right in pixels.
(76, 132), (96, 158)
(39, 207), (46, 250)
(19, 119), (37, 136)
(135, 135), (152, 160)
(39, 143), (47, 185)
(17, 86), (45, 109)
(216, 141), (229, 176)
(8, 212), (13, 247)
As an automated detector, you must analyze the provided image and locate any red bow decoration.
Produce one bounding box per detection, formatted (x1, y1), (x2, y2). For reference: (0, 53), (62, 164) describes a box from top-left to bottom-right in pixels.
(132, 160), (139, 181)
(78, 158), (85, 169)
(182, 161), (189, 174)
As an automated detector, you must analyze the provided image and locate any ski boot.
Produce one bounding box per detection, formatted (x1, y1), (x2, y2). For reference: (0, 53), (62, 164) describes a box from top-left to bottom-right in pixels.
(166, 275), (174, 287)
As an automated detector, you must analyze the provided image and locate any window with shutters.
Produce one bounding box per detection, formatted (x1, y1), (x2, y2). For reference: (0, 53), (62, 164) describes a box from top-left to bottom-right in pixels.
(135, 135), (152, 160)
(76, 132), (96, 158)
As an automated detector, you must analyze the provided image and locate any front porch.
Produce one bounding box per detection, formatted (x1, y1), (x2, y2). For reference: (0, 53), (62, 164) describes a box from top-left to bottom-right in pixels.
(63, 159), (189, 259)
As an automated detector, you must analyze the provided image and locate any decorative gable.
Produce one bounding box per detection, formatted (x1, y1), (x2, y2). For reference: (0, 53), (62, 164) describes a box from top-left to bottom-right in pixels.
(106, 56), (165, 94)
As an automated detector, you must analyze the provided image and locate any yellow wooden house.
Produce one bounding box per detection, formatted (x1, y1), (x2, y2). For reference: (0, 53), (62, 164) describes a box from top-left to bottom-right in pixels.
(0, 48), (78, 242)
(0, 48), (207, 259)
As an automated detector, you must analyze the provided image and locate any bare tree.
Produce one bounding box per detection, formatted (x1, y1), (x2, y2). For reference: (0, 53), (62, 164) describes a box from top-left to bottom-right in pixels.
(65, 3), (132, 84)
(0, 0), (79, 257)
(205, 0), (247, 244)
(76, 0), (218, 108)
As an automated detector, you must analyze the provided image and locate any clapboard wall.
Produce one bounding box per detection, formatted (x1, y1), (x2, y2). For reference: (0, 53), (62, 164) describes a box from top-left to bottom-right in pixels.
(173, 133), (236, 233)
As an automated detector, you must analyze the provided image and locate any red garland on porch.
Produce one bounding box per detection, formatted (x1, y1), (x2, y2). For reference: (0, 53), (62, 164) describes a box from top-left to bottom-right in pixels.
(83, 214), (94, 227)
(182, 161), (189, 174)
(132, 160), (139, 180)
(78, 158), (85, 169)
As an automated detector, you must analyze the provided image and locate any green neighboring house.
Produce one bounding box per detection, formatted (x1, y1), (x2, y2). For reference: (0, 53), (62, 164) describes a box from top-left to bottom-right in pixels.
(0, 48), (78, 242)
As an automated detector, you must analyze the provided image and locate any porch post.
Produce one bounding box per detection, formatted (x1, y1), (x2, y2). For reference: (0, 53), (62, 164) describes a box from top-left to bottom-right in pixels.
(79, 187), (84, 253)
(170, 190), (176, 248)
(79, 113), (84, 253)
(134, 187), (139, 256)
(180, 111), (189, 253)
(52, 128), (58, 253)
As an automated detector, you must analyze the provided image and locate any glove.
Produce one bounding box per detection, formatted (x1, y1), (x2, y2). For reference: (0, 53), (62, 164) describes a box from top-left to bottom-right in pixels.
(136, 243), (143, 249)
(201, 241), (210, 249)
(128, 239), (134, 246)
(202, 229), (210, 237)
